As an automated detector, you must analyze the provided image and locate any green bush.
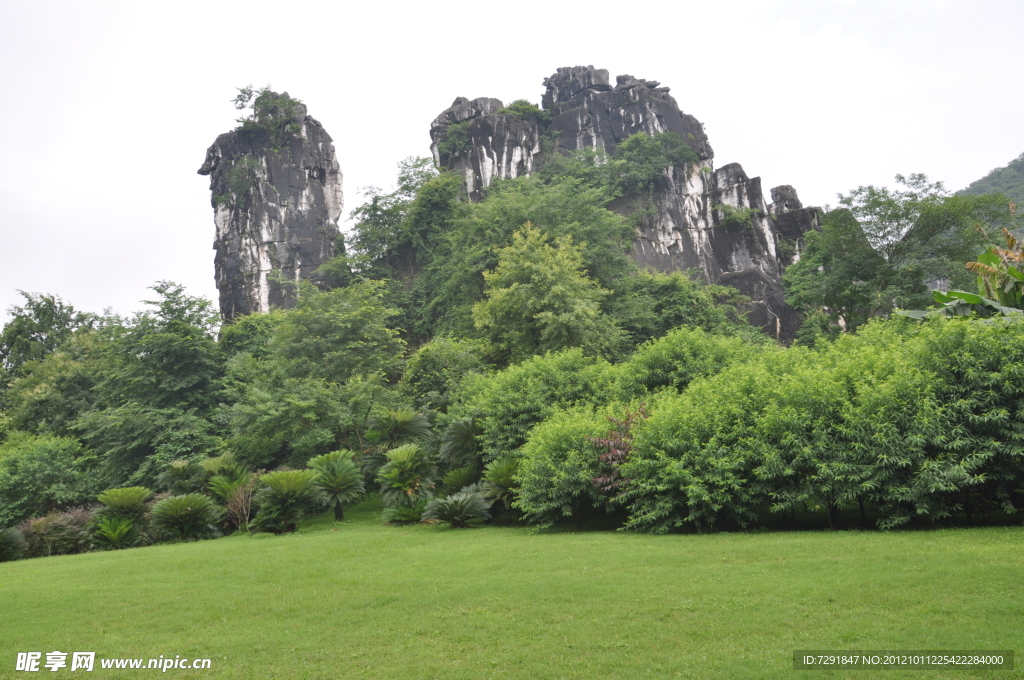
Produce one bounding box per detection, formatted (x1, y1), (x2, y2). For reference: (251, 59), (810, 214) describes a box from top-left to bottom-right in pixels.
(308, 450), (364, 521)
(0, 433), (101, 527)
(481, 456), (520, 510)
(157, 459), (206, 495)
(150, 493), (224, 540)
(441, 465), (479, 493)
(620, 326), (766, 395)
(514, 408), (617, 530)
(423, 485), (490, 528)
(376, 444), (435, 510)
(251, 470), (323, 534)
(0, 527), (26, 562)
(93, 516), (141, 550)
(438, 417), (482, 469)
(97, 487), (153, 520)
(448, 349), (621, 463)
(18, 508), (93, 558)
(381, 498), (429, 524)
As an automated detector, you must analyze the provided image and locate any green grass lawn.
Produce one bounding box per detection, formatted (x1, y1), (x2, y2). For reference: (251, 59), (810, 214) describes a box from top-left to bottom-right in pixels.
(1, 498), (1021, 679)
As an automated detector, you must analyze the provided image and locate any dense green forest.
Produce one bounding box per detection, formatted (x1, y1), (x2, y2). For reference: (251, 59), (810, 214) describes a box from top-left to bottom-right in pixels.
(2, 124), (1024, 560)
(959, 151), (1024, 206)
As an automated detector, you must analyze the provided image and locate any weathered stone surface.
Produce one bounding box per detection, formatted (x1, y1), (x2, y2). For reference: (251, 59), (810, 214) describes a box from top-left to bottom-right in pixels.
(429, 67), (819, 342)
(198, 94), (343, 321)
(544, 66), (713, 161)
(430, 97), (541, 201)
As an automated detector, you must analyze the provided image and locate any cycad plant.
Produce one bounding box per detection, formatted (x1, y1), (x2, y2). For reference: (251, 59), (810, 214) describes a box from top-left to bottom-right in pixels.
(364, 407), (432, 476)
(442, 465), (480, 494)
(308, 450), (365, 521)
(200, 452), (247, 481)
(97, 487), (153, 520)
(0, 527), (27, 562)
(423, 484), (491, 528)
(439, 417), (482, 469)
(93, 516), (141, 550)
(151, 493), (224, 540)
(376, 443), (435, 511)
(481, 456), (520, 510)
(156, 459), (206, 495)
(251, 470), (323, 534)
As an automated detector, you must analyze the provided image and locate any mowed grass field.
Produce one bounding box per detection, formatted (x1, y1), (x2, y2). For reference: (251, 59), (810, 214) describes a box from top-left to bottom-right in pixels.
(1, 497), (1022, 680)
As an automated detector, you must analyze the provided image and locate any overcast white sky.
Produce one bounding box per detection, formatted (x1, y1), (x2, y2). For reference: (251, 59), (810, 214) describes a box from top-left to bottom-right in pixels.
(1, 0), (1022, 322)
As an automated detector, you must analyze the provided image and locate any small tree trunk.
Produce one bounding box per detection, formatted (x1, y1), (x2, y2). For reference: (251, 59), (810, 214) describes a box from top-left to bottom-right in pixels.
(335, 503), (345, 522)
(858, 497), (867, 529)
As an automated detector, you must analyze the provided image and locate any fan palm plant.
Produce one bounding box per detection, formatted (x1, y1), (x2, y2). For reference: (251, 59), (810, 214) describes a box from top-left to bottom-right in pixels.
(251, 470), (323, 534)
(481, 456), (520, 510)
(439, 417), (482, 469)
(97, 487), (153, 520)
(156, 459), (205, 495)
(93, 516), (141, 550)
(423, 484), (491, 528)
(442, 465), (480, 493)
(0, 527), (27, 562)
(376, 444), (435, 509)
(151, 493), (224, 540)
(308, 450), (364, 521)
(364, 407), (432, 476)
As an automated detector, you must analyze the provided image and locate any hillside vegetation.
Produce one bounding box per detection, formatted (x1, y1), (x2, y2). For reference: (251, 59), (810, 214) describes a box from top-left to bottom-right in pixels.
(959, 152), (1024, 206)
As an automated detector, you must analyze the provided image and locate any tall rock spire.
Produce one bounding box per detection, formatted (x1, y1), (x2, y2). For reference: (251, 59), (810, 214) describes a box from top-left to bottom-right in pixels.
(429, 66), (820, 342)
(198, 92), (343, 321)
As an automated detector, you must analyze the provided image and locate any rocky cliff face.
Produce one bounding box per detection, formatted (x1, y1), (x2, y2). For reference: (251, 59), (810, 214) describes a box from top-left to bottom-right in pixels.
(198, 95), (343, 321)
(429, 66), (819, 341)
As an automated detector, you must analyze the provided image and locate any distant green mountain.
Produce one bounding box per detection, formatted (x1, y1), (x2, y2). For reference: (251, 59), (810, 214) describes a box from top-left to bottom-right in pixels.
(959, 152), (1024, 206)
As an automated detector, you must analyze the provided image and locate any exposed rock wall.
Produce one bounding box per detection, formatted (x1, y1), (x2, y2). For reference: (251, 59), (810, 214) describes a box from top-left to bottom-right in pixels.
(198, 95), (343, 321)
(430, 97), (541, 201)
(429, 66), (820, 341)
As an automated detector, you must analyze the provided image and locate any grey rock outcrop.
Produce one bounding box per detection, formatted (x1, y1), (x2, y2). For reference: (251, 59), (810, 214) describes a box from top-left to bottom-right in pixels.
(198, 94), (343, 321)
(430, 97), (541, 201)
(429, 66), (820, 341)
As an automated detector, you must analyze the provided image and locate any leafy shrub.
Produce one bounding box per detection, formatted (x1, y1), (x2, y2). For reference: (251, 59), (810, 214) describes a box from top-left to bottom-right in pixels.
(151, 493), (224, 540)
(97, 487), (153, 520)
(436, 121), (472, 157)
(251, 470), (322, 534)
(620, 326), (765, 396)
(308, 450), (364, 521)
(0, 433), (101, 527)
(448, 349), (621, 462)
(222, 474), (261, 531)
(423, 485), (491, 528)
(376, 444), (435, 509)
(0, 527), (26, 562)
(93, 516), (141, 550)
(157, 459), (206, 495)
(18, 507), (93, 558)
(515, 408), (618, 530)
(381, 498), (429, 524)
(399, 338), (487, 414)
(363, 407), (432, 478)
(481, 457), (520, 510)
